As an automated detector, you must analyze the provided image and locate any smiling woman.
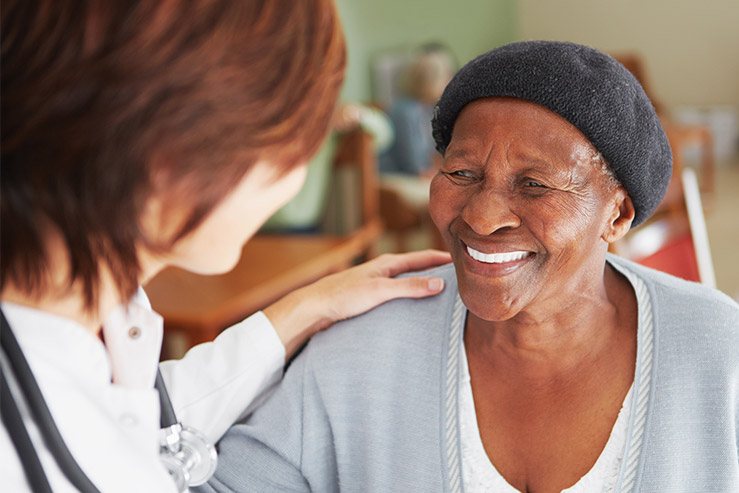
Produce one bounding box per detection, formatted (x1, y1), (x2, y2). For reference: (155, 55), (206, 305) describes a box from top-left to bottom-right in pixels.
(430, 97), (633, 323)
(202, 41), (739, 493)
(431, 95), (640, 490)
(426, 42), (738, 491)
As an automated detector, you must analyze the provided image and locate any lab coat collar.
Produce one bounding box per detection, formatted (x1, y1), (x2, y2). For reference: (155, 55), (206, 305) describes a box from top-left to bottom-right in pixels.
(1, 302), (112, 386)
(2, 287), (163, 390)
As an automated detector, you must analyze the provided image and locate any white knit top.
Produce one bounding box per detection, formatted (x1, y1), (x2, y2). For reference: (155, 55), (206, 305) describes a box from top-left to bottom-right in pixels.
(459, 342), (634, 493)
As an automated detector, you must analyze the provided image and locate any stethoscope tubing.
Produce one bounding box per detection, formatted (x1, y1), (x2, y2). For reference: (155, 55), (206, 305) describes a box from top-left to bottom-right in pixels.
(1, 309), (101, 493)
(0, 369), (53, 493)
(156, 368), (179, 428)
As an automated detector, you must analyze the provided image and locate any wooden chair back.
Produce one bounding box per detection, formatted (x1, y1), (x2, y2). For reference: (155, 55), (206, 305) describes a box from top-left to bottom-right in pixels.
(611, 52), (715, 213)
(613, 168), (715, 286)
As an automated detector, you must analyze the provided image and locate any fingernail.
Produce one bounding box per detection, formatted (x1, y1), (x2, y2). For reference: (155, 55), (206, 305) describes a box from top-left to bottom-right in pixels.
(428, 278), (444, 291)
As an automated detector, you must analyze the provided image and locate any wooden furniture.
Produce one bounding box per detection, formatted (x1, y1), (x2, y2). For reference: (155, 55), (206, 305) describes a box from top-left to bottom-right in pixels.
(378, 184), (447, 253)
(379, 186), (423, 252)
(612, 53), (715, 213)
(145, 129), (383, 355)
(613, 168), (715, 286)
(609, 54), (717, 286)
(145, 226), (381, 349)
(661, 121), (714, 210)
(330, 129), (382, 249)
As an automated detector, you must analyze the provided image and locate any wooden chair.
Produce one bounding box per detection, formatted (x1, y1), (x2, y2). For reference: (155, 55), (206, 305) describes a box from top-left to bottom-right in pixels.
(145, 129), (383, 357)
(378, 182), (449, 253)
(611, 53), (715, 213)
(379, 186), (423, 252)
(613, 168), (715, 287)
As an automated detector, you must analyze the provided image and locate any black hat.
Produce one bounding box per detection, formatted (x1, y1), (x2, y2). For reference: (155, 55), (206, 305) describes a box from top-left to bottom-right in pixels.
(431, 40), (672, 227)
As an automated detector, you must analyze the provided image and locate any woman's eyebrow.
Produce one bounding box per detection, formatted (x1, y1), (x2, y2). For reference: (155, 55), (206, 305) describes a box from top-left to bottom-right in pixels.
(509, 151), (554, 169)
(443, 148), (480, 162)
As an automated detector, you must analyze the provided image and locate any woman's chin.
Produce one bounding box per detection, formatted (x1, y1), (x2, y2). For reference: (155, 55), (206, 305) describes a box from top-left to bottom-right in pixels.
(455, 272), (532, 322)
(459, 291), (522, 323)
(466, 306), (519, 323)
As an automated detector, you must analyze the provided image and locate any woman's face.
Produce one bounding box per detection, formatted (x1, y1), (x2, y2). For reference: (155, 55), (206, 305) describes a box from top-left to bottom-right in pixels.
(143, 160), (307, 277)
(429, 97), (625, 321)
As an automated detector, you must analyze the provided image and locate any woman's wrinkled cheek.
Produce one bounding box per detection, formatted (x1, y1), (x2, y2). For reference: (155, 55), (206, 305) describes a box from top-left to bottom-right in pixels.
(429, 179), (458, 239)
(542, 194), (605, 278)
(546, 191), (600, 239)
(428, 177), (443, 226)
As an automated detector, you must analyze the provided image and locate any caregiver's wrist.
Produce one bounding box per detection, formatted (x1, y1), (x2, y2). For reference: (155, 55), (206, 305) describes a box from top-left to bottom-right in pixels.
(263, 288), (329, 361)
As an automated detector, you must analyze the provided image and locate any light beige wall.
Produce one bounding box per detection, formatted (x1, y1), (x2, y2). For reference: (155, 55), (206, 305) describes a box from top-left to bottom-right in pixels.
(518, 0), (739, 108)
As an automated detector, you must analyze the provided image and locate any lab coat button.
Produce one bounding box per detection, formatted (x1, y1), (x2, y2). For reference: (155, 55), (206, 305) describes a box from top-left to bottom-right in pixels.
(128, 326), (142, 339)
(120, 413), (139, 427)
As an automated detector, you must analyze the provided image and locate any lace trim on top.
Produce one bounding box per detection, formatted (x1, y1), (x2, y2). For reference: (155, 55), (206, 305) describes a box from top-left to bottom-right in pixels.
(459, 342), (634, 493)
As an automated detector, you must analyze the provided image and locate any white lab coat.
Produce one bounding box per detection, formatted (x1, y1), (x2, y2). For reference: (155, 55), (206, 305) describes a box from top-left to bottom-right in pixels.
(0, 288), (285, 492)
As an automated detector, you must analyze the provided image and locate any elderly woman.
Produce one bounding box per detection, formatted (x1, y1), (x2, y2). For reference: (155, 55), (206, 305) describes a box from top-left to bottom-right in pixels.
(201, 42), (739, 492)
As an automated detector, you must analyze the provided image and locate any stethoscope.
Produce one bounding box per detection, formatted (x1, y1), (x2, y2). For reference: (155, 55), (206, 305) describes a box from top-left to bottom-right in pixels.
(0, 309), (217, 493)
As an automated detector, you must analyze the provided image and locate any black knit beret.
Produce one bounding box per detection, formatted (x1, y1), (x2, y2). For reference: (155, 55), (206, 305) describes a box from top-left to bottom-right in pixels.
(431, 40), (672, 227)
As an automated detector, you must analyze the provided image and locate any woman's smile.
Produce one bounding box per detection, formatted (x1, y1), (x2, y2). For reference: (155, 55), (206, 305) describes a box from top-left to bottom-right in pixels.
(461, 240), (535, 278)
(465, 245), (531, 264)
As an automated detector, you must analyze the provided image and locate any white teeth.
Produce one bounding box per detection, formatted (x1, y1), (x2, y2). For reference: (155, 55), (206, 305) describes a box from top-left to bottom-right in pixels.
(466, 246), (531, 264)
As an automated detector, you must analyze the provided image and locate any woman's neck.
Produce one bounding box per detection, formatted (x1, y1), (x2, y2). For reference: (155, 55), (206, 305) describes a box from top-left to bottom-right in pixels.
(0, 224), (173, 334)
(1, 274), (121, 335)
(0, 233), (146, 335)
(464, 264), (637, 377)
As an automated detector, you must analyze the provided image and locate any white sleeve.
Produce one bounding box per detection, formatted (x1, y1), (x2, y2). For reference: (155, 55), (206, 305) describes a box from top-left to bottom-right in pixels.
(158, 312), (286, 444)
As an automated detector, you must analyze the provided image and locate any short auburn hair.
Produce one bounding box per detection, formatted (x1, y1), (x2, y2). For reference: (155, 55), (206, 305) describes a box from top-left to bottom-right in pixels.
(1, 0), (346, 307)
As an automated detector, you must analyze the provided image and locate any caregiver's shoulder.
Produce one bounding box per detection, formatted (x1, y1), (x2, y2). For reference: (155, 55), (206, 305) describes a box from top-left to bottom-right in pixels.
(301, 262), (457, 360)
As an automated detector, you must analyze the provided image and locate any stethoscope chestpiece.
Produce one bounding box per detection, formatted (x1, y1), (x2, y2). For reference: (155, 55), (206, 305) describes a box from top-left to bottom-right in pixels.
(159, 423), (218, 492)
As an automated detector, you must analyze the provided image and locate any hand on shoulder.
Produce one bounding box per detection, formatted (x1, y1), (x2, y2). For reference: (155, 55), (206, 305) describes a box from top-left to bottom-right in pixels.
(264, 249), (451, 359)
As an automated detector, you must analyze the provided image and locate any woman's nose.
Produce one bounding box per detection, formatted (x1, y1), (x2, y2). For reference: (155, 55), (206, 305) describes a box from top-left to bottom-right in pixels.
(460, 189), (520, 236)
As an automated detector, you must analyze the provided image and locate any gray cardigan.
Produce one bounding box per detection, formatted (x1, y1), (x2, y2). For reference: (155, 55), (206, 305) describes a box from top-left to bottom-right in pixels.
(200, 255), (739, 492)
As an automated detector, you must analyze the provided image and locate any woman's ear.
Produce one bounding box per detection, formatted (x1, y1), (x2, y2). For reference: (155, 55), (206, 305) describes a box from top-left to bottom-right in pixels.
(602, 187), (635, 244)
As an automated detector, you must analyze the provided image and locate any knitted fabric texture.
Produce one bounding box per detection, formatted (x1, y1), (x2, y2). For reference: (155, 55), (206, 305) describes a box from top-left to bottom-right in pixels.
(431, 40), (672, 226)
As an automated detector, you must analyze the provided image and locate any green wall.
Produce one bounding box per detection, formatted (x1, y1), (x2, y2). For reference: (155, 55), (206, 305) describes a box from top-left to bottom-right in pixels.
(334, 0), (518, 102)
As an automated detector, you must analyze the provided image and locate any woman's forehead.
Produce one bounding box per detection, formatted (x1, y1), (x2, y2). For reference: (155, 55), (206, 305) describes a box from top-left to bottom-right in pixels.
(447, 97), (597, 163)
(452, 98), (588, 140)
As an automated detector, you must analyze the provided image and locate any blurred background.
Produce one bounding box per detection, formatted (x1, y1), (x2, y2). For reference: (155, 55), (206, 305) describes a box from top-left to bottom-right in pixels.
(336, 0), (739, 294)
(149, 0), (739, 357)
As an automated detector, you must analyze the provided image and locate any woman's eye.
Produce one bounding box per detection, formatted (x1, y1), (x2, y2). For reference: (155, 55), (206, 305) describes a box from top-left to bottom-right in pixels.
(452, 170), (475, 178)
(524, 180), (547, 188)
(442, 169), (476, 181)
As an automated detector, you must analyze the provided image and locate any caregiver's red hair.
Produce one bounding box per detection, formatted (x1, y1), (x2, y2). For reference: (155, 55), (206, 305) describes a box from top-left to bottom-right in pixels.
(1, 0), (346, 307)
